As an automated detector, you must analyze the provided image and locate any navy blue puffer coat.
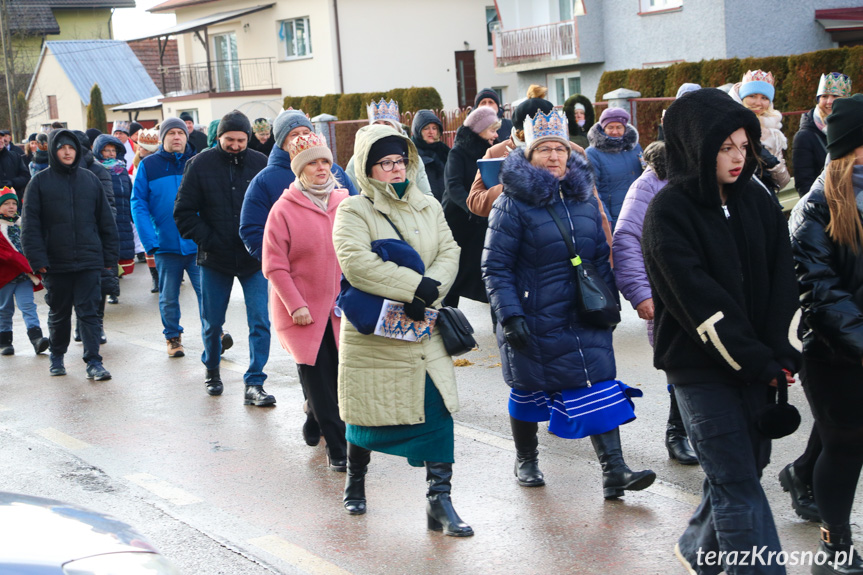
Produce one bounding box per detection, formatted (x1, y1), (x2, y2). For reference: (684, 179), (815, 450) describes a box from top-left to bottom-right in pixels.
(93, 134), (134, 260)
(483, 148), (616, 391)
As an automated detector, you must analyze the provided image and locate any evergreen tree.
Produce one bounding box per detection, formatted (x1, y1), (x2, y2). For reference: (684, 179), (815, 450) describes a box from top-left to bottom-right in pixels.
(86, 83), (107, 132)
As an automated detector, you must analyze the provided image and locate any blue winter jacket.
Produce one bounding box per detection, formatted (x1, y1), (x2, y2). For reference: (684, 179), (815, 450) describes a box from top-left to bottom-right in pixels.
(239, 145), (357, 261)
(586, 123), (643, 230)
(483, 148), (616, 391)
(93, 134), (135, 260)
(131, 145), (197, 256)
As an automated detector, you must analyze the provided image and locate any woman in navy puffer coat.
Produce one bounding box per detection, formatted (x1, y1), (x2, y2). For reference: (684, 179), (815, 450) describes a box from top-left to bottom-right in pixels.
(483, 119), (654, 500)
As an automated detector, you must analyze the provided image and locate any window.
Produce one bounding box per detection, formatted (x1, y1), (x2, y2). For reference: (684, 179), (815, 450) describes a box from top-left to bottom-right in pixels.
(492, 87), (506, 103)
(559, 0), (573, 20)
(212, 32), (240, 91)
(47, 95), (58, 119)
(178, 109), (199, 124)
(486, 7), (500, 50)
(280, 17), (312, 59)
(548, 72), (581, 106)
(639, 0), (682, 13)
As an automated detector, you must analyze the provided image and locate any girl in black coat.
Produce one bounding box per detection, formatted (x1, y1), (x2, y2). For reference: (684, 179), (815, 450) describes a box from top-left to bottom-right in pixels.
(789, 93), (863, 574)
(642, 89), (801, 573)
(411, 110), (449, 202)
(442, 107), (499, 307)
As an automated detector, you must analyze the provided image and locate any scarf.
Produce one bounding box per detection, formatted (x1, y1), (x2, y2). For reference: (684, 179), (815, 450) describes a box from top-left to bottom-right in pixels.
(298, 177), (336, 211)
(1, 215), (22, 252)
(814, 106), (828, 135)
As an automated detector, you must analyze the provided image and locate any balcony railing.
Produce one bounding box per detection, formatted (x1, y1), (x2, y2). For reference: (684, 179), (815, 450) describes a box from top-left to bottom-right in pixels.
(493, 21), (577, 68)
(159, 57), (276, 95)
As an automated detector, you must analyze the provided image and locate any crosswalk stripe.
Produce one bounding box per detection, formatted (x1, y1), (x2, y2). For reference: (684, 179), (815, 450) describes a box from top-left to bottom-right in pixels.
(125, 472), (203, 505)
(36, 427), (90, 450)
(248, 535), (353, 575)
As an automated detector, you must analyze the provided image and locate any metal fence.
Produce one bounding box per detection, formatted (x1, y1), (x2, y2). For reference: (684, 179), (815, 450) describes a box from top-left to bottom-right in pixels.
(159, 57), (276, 95)
(493, 21), (577, 68)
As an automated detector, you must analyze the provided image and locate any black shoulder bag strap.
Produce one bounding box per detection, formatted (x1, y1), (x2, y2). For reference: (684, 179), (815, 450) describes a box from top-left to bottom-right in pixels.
(545, 205), (582, 268)
(364, 195), (404, 241)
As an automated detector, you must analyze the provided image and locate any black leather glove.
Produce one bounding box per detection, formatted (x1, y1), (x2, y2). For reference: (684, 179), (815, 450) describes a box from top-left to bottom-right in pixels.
(759, 146), (780, 170)
(415, 277), (441, 306)
(403, 298), (427, 322)
(503, 316), (530, 350)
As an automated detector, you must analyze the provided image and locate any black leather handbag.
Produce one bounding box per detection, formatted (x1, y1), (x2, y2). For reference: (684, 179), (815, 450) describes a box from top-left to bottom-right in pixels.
(436, 306), (477, 356)
(545, 206), (621, 329)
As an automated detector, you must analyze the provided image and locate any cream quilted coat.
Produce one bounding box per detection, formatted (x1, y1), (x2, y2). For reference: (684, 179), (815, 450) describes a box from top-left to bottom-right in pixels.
(333, 124), (461, 426)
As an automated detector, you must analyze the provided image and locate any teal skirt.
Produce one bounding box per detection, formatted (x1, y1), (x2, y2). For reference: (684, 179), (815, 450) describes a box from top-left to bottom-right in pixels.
(346, 374), (454, 467)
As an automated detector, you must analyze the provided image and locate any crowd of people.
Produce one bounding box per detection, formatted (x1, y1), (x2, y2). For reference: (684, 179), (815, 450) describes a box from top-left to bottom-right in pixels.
(1, 68), (862, 573)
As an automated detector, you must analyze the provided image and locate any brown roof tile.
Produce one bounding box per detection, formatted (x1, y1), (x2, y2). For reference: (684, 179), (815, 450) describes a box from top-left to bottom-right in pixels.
(127, 38), (180, 94)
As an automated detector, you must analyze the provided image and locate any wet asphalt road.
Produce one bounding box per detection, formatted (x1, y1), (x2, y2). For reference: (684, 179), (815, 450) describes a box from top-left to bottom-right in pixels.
(1, 267), (860, 574)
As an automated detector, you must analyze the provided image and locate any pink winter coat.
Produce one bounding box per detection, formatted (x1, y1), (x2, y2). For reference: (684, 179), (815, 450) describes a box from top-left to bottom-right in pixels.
(262, 183), (348, 365)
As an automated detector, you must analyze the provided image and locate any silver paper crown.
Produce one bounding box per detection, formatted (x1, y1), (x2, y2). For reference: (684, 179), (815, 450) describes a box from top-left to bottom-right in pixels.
(524, 109), (569, 148)
(367, 99), (400, 125)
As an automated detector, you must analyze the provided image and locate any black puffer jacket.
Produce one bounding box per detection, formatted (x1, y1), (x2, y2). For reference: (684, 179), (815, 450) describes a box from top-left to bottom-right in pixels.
(642, 89), (801, 387)
(0, 144), (29, 198)
(174, 143), (267, 276)
(20, 129), (118, 273)
(792, 108), (828, 198)
(411, 110), (449, 202)
(790, 172), (863, 365)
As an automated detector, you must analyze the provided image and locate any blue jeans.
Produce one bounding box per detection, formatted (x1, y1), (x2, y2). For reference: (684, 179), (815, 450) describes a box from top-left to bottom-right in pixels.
(154, 253), (202, 339)
(672, 375), (783, 575)
(199, 267), (269, 385)
(0, 279), (40, 331)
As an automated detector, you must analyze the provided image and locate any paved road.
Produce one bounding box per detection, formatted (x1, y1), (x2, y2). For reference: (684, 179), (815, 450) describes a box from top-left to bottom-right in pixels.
(1, 268), (858, 574)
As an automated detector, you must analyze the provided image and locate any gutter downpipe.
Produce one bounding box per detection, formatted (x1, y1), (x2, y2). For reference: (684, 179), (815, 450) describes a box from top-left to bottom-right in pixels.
(333, 0), (344, 93)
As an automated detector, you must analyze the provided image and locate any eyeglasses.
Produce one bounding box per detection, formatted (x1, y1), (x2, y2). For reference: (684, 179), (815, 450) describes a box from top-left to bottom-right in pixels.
(374, 158), (407, 172)
(533, 146), (569, 157)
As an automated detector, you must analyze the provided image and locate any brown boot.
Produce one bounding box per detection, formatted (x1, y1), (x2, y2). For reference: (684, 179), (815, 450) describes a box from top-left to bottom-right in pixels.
(166, 336), (185, 358)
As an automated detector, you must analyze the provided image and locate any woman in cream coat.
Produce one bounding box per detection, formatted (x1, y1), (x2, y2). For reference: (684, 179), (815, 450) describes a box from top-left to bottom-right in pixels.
(332, 124), (471, 536)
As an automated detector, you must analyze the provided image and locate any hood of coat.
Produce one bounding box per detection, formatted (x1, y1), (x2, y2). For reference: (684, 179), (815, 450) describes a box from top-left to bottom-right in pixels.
(411, 110), (442, 138)
(500, 147), (594, 207)
(663, 87), (763, 209)
(92, 134), (127, 164)
(799, 108), (822, 135)
(266, 145), (292, 170)
(47, 129), (82, 173)
(564, 94), (595, 137)
(587, 122), (639, 152)
(453, 124), (493, 159)
(353, 124), (426, 208)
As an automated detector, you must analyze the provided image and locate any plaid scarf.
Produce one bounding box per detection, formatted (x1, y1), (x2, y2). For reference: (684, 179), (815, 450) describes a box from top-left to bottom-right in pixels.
(1, 215), (22, 252)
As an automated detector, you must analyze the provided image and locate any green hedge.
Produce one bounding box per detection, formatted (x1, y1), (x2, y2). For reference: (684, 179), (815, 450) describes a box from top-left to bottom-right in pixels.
(282, 87), (443, 120)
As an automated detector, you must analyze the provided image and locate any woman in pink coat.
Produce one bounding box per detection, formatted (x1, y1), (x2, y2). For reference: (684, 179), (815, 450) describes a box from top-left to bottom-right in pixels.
(262, 133), (349, 470)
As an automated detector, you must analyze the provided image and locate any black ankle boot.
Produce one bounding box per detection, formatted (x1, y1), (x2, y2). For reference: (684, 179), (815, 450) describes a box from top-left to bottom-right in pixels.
(27, 327), (49, 354)
(149, 267), (159, 293)
(344, 443), (371, 515)
(590, 428), (656, 499)
(666, 387), (698, 465)
(778, 463), (821, 522)
(425, 462), (473, 537)
(302, 400), (321, 446)
(243, 385), (275, 406)
(205, 368), (223, 396)
(0, 331), (13, 356)
(813, 524), (863, 575)
(510, 416), (545, 487)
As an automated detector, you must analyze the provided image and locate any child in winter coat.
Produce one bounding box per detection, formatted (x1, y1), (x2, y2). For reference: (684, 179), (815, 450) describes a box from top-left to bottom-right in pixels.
(0, 188), (48, 355)
(28, 133), (49, 177)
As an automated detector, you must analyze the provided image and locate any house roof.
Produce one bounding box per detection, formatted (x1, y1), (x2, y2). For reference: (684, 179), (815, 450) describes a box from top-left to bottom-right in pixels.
(8, 0), (136, 35)
(149, 0), (219, 13)
(127, 4), (274, 41)
(27, 40), (161, 106)
(127, 38), (181, 93)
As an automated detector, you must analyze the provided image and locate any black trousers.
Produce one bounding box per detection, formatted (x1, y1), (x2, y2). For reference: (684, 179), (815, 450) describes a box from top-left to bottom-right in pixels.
(43, 270), (102, 363)
(296, 320), (346, 459)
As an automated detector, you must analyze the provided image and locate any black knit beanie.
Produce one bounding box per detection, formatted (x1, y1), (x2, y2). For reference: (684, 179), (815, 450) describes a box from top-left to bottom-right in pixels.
(474, 88), (501, 109)
(512, 98), (554, 130)
(54, 133), (78, 150)
(826, 93), (863, 160)
(217, 110), (251, 137)
(366, 135), (407, 175)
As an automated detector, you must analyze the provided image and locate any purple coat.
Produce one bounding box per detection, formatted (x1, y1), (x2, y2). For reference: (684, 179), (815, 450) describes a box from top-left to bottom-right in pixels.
(612, 167), (667, 345)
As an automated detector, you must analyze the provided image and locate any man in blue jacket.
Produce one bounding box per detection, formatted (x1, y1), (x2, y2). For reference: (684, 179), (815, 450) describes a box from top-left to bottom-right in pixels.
(131, 118), (203, 359)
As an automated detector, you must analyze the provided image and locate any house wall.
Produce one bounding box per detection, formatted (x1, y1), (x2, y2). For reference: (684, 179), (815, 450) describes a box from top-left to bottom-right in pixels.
(25, 49), (83, 132)
(160, 92), (283, 126)
(51, 9), (115, 40)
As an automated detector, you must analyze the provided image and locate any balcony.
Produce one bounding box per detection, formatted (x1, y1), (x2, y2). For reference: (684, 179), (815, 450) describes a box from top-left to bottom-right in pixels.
(493, 21), (578, 70)
(159, 57), (276, 96)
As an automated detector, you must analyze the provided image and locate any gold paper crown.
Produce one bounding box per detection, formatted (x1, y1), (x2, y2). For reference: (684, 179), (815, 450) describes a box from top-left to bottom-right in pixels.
(742, 69), (774, 86)
(288, 132), (327, 160)
(137, 128), (161, 151)
(524, 109), (569, 148)
(817, 72), (852, 98)
(367, 99), (400, 125)
(253, 118), (272, 134)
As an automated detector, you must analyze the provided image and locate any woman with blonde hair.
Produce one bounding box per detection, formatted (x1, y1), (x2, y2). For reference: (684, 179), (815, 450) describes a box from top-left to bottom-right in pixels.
(789, 93), (863, 573)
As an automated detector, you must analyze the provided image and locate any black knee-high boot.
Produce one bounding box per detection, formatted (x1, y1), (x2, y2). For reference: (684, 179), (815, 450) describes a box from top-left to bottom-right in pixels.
(149, 266), (159, 293)
(666, 387), (698, 465)
(425, 462), (473, 537)
(510, 416), (545, 487)
(343, 443), (371, 515)
(590, 427), (656, 499)
(813, 523), (863, 575)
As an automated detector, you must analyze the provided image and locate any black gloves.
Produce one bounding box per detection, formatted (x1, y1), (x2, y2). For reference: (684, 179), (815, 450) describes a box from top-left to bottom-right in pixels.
(759, 146), (780, 170)
(403, 298), (427, 322)
(503, 316), (530, 349)
(415, 277), (441, 306)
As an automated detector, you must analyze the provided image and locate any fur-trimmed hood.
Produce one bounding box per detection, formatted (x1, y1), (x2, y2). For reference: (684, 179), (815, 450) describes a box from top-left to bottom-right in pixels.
(500, 147), (594, 207)
(564, 94), (595, 138)
(587, 122), (639, 153)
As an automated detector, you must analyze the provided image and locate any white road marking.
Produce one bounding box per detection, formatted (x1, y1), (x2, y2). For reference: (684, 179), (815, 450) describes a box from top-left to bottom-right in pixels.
(125, 472), (203, 505)
(36, 427), (90, 450)
(248, 535), (353, 575)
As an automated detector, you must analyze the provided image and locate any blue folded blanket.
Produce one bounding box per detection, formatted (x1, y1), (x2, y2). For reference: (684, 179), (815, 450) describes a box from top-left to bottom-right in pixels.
(337, 238), (425, 334)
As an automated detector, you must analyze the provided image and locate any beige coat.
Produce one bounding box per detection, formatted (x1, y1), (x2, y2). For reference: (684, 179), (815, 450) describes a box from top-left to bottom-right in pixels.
(333, 124), (461, 427)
